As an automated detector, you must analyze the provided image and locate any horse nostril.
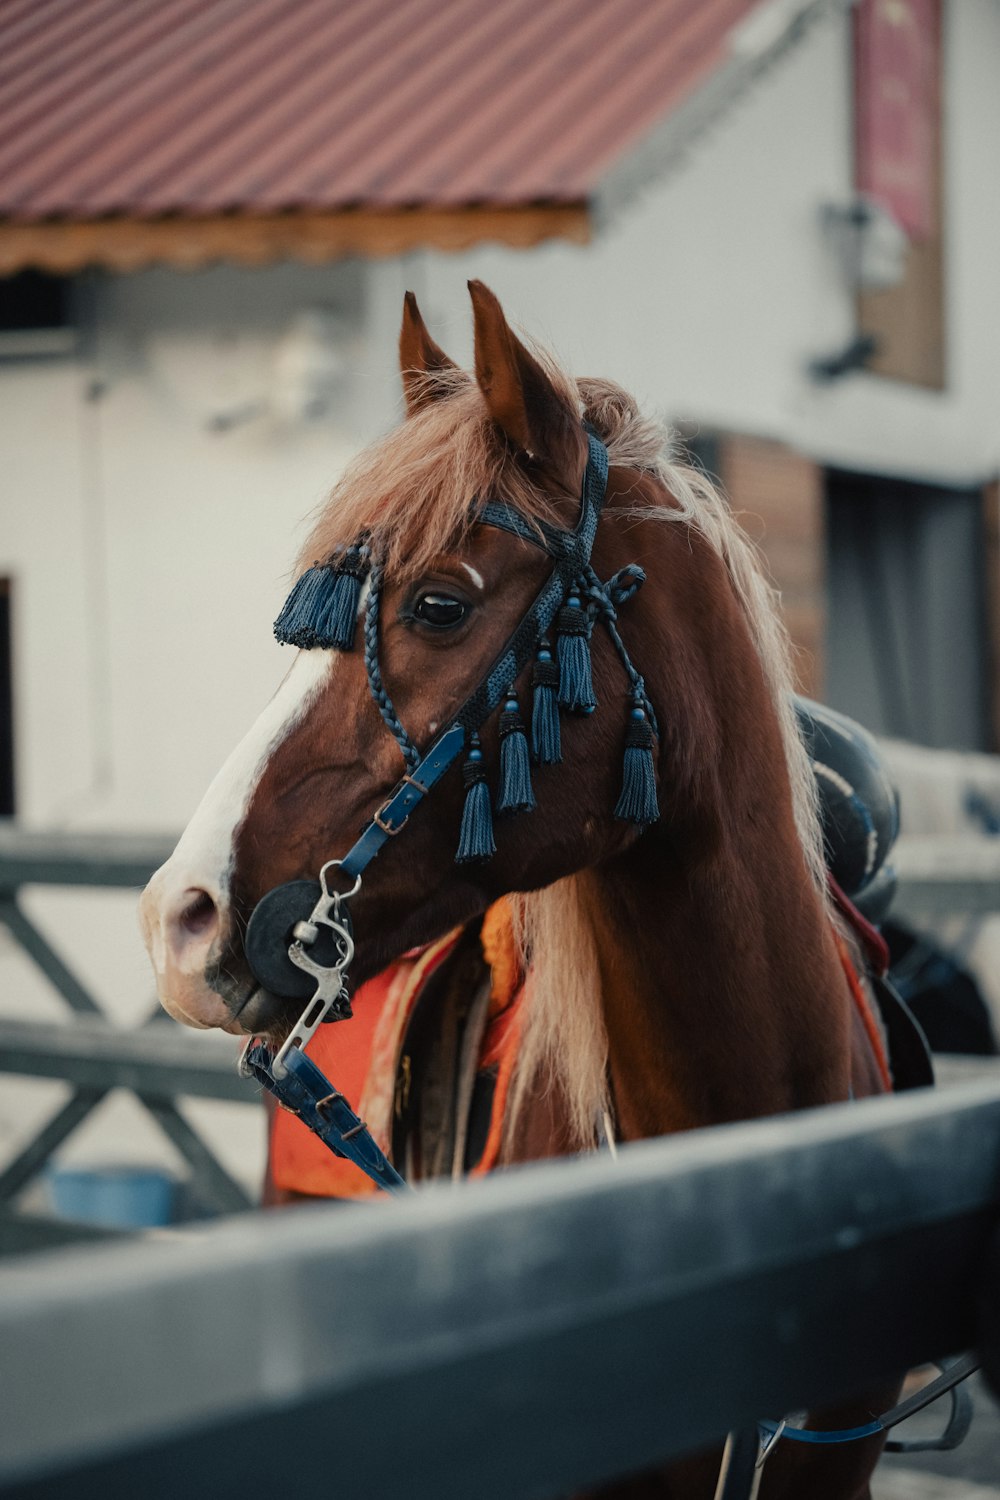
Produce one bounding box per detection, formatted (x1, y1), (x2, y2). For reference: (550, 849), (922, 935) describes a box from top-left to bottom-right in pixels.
(177, 888), (219, 941)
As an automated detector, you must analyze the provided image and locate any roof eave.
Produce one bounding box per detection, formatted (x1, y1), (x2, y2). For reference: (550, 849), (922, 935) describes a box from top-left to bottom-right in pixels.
(0, 203), (591, 277)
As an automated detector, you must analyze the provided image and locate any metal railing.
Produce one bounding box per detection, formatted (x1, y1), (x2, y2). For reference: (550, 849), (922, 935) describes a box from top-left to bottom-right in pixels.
(0, 824), (256, 1236)
(1, 826), (999, 1493)
(893, 836), (1000, 919)
(1, 1079), (999, 1498)
(1, 821), (993, 1238)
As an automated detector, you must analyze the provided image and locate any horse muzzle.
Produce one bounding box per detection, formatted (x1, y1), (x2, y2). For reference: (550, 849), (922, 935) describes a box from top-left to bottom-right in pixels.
(140, 869), (243, 1032)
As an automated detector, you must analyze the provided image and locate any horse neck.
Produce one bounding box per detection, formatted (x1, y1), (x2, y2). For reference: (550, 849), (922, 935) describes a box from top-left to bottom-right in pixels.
(581, 801), (852, 1140)
(570, 522), (858, 1140)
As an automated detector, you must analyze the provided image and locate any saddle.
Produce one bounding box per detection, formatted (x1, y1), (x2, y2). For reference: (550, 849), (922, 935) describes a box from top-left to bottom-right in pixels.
(795, 696), (933, 1091)
(794, 695), (899, 910)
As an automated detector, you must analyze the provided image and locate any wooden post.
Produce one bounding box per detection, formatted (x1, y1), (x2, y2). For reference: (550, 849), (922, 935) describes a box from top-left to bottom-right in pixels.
(854, 0), (945, 389)
(716, 433), (826, 701)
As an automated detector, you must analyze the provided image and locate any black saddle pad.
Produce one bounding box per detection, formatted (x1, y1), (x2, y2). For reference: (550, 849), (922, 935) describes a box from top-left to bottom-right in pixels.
(796, 696), (900, 899)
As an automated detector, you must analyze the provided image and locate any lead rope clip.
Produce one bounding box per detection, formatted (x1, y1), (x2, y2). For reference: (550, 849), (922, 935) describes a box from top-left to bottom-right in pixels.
(238, 863), (361, 1080)
(755, 1420), (785, 1471)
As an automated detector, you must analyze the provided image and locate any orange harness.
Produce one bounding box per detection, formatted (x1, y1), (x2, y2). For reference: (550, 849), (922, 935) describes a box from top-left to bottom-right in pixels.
(269, 900), (527, 1199)
(834, 929), (893, 1093)
(270, 903), (892, 1199)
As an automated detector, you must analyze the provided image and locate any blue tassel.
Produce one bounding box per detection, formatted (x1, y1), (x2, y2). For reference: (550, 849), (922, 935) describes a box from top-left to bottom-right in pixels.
(531, 641), (561, 765)
(274, 563), (336, 647)
(455, 734), (496, 862)
(312, 544), (368, 650)
(614, 706), (659, 825)
(273, 545), (368, 650)
(497, 692), (535, 814)
(556, 594), (596, 713)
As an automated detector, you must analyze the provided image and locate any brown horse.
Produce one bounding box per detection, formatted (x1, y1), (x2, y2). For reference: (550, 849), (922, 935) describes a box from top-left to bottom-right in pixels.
(140, 282), (895, 1497)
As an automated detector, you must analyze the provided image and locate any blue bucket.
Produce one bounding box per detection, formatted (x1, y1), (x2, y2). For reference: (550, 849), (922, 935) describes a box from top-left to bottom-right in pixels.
(47, 1166), (176, 1229)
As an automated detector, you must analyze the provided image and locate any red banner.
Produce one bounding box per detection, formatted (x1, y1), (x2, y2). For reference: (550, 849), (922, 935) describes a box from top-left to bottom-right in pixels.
(854, 0), (940, 241)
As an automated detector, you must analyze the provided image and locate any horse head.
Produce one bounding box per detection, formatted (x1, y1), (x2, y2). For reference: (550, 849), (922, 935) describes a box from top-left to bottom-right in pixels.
(140, 283), (674, 1050)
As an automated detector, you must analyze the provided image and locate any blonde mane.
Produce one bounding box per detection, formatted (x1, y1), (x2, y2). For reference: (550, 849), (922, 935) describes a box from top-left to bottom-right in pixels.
(507, 377), (825, 1149)
(302, 360), (825, 1153)
(297, 364), (575, 577)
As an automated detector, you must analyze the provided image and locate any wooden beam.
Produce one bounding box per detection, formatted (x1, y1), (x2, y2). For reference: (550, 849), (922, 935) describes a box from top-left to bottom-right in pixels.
(857, 211), (945, 390)
(0, 206), (590, 275)
(854, 1), (945, 389)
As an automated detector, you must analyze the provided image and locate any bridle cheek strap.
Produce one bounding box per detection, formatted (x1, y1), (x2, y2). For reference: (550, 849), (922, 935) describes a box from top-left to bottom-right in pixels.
(340, 724), (465, 879)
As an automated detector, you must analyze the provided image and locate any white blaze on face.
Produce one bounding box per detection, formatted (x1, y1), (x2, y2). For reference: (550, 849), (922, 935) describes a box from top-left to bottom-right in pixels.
(140, 649), (336, 1026)
(172, 645), (334, 895)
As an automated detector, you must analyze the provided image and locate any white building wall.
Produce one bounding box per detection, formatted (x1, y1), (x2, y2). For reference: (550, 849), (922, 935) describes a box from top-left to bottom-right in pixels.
(0, 261), (380, 1193)
(1, 0), (997, 1195)
(414, 0), (1000, 485)
(3, 259), (384, 833)
(4, 1), (998, 842)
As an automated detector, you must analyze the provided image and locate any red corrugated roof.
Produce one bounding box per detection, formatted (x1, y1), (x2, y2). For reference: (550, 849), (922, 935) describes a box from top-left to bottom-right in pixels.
(0, 0), (763, 221)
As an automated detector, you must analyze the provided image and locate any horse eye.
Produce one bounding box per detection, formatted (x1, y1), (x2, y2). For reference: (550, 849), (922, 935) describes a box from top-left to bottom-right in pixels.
(412, 593), (467, 629)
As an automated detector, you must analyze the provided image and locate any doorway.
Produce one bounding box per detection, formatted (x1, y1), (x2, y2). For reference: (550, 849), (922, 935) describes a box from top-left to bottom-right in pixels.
(825, 470), (989, 750)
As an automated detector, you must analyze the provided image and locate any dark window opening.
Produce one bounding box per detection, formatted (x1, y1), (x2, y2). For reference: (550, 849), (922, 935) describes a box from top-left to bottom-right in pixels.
(825, 470), (989, 750)
(0, 270), (75, 357)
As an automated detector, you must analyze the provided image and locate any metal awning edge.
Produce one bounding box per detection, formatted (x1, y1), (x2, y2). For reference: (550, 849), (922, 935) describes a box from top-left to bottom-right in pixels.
(0, 204), (591, 277)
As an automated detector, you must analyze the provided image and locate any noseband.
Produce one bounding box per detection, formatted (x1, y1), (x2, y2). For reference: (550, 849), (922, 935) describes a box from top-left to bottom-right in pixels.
(239, 430), (657, 1190)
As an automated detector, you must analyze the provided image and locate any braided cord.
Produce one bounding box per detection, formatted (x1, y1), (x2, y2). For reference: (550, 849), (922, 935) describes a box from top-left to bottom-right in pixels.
(359, 436), (650, 780)
(579, 564), (658, 734)
(363, 563), (421, 772)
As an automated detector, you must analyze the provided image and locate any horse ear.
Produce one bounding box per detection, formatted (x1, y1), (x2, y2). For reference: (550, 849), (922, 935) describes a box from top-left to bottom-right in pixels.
(468, 279), (584, 486)
(399, 291), (459, 415)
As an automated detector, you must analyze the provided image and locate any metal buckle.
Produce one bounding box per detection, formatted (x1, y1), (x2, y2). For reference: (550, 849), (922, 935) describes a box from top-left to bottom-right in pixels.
(373, 806), (407, 835)
(372, 772), (432, 836)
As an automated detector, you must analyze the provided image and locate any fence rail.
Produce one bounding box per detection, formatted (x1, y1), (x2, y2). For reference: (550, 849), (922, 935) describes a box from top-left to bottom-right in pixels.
(1, 1080), (999, 1499)
(1, 821), (995, 1234)
(0, 824), (255, 1225)
(893, 836), (1000, 918)
(1, 1018), (248, 1102)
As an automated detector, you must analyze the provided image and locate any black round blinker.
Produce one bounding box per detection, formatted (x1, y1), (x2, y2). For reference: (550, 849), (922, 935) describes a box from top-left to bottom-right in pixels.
(245, 880), (354, 1004)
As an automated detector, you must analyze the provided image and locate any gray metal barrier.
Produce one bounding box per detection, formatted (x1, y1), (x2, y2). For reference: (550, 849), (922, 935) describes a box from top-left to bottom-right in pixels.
(1, 1080), (999, 1498)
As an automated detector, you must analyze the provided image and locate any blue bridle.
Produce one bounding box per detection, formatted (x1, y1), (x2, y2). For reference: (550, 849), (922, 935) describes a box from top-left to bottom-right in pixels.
(240, 430), (656, 1191)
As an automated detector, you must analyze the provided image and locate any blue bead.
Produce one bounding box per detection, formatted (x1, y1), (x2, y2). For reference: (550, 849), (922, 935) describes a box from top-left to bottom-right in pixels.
(630, 707), (645, 721)
(469, 748), (482, 763)
(538, 649), (551, 662)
